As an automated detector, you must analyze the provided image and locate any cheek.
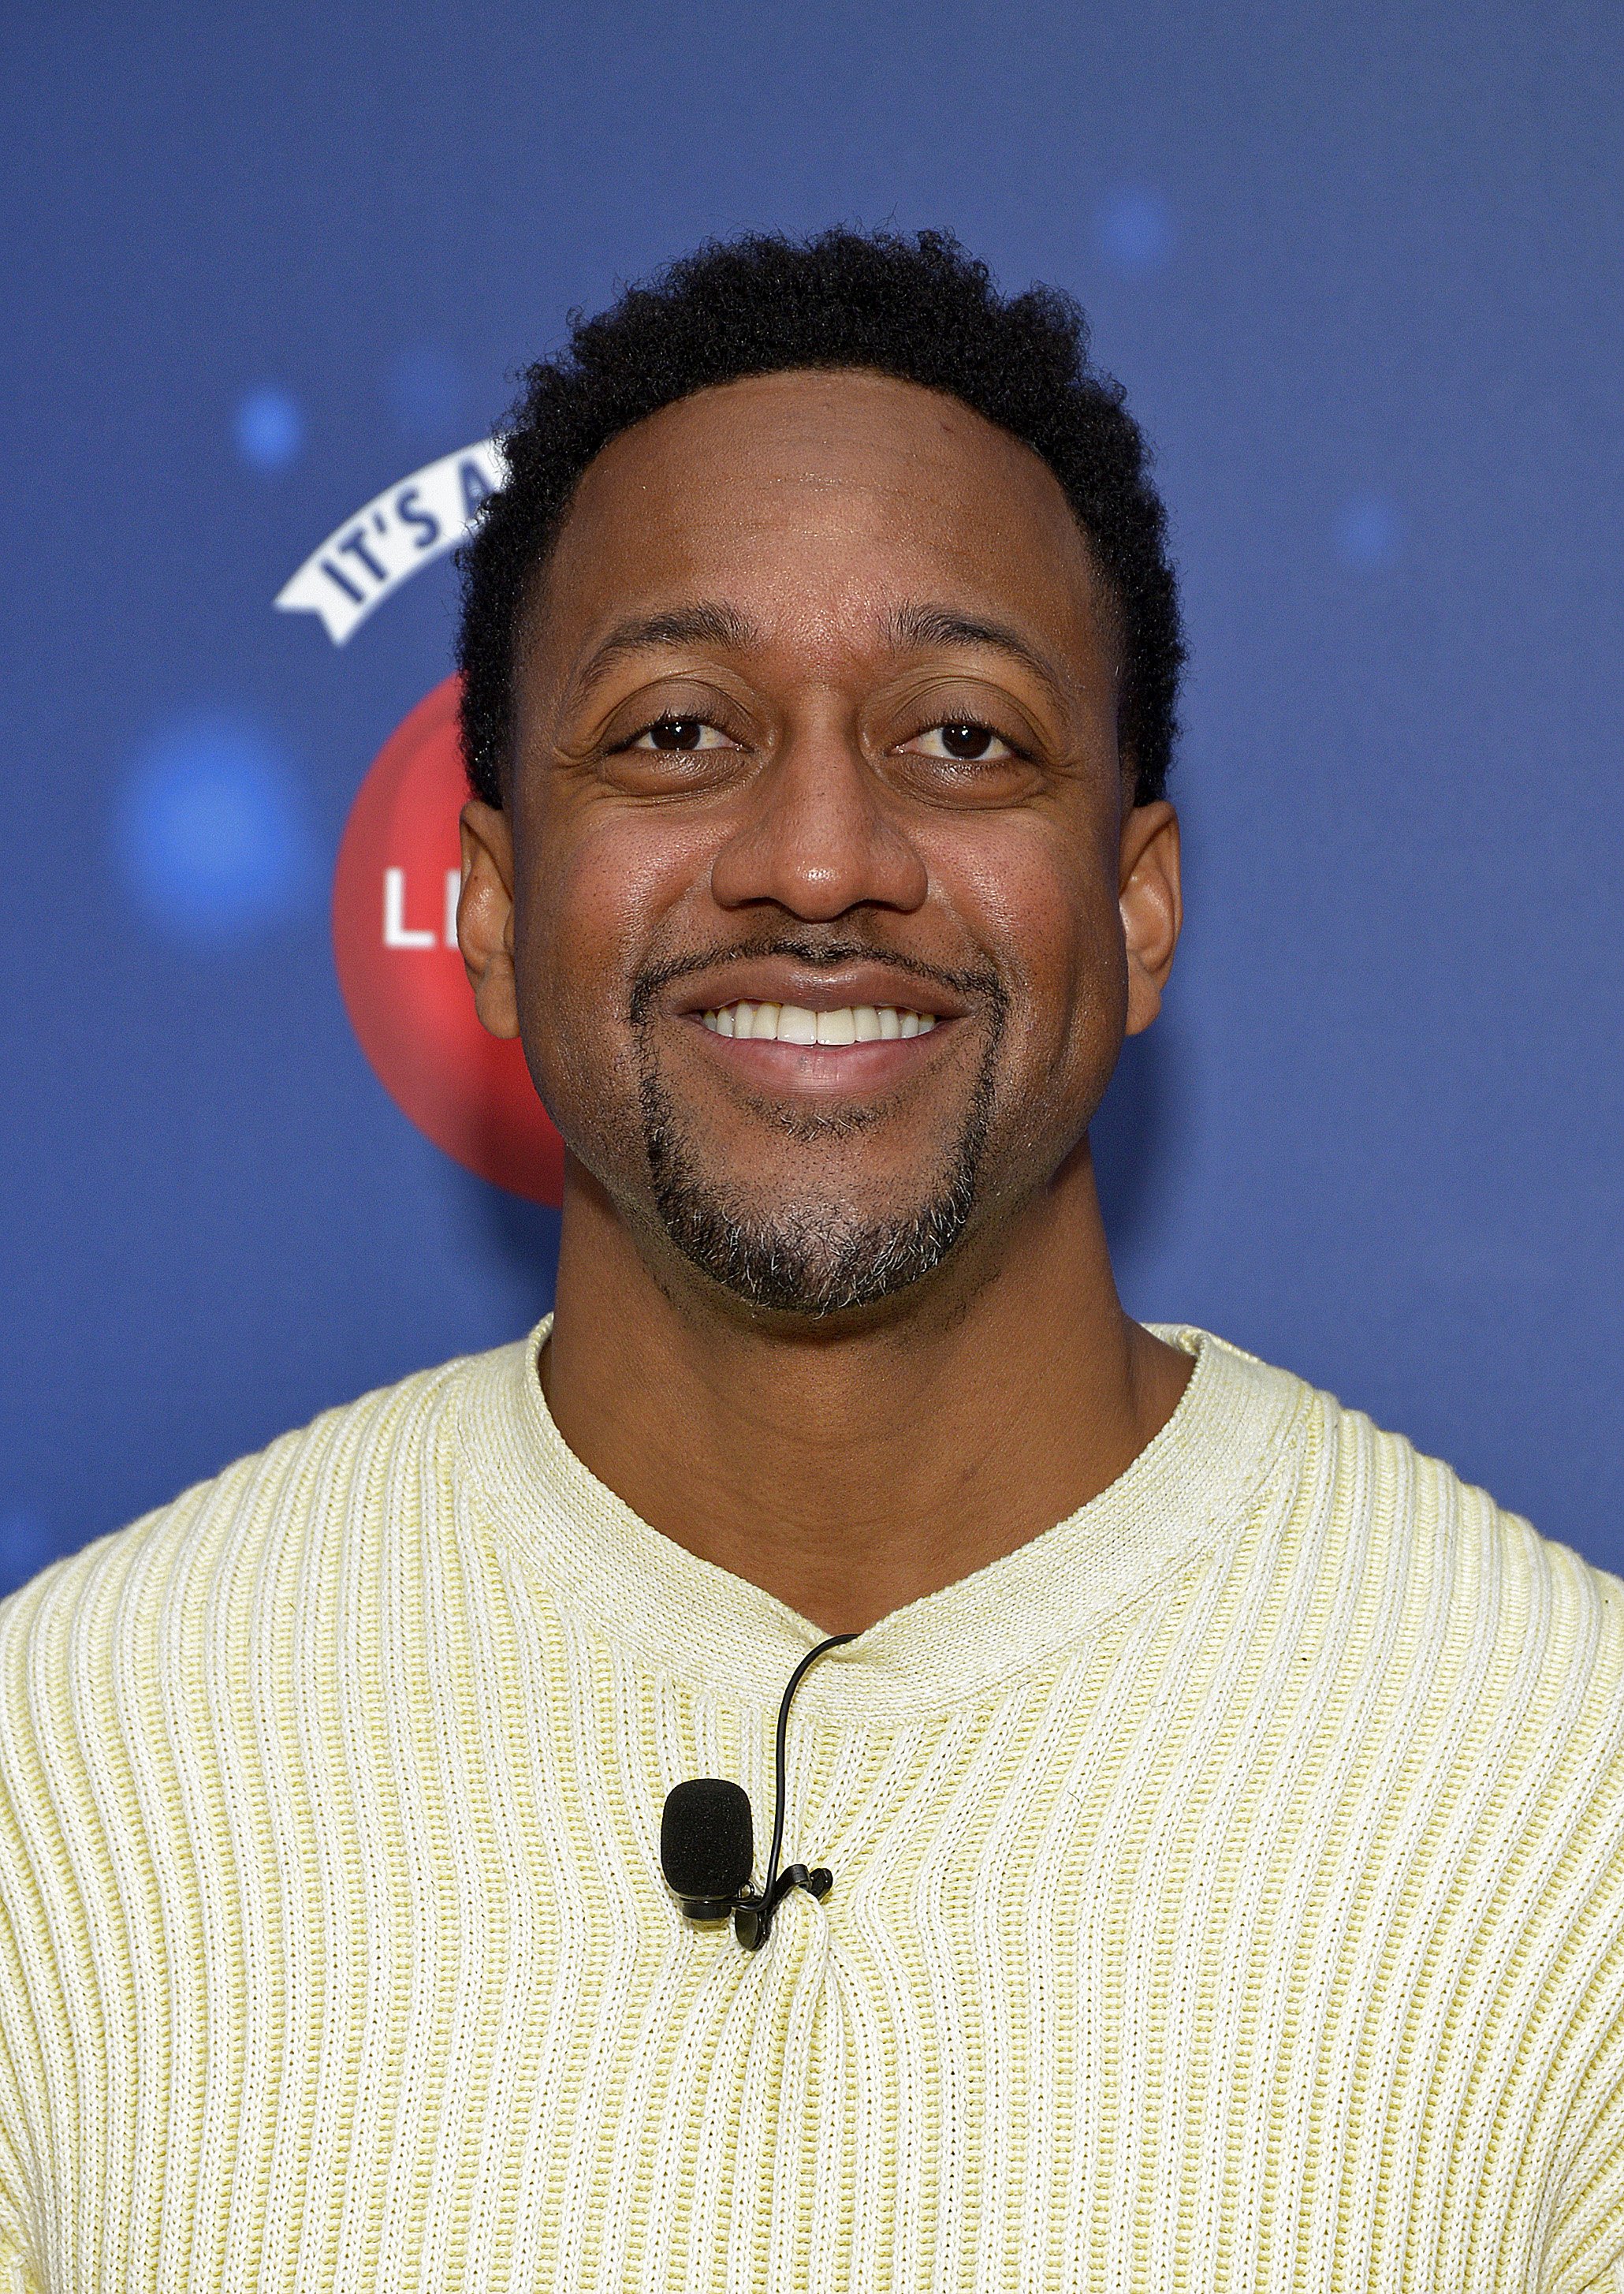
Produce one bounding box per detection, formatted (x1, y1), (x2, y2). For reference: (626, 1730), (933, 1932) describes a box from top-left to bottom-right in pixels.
(512, 804), (716, 1031)
(933, 823), (1127, 1048)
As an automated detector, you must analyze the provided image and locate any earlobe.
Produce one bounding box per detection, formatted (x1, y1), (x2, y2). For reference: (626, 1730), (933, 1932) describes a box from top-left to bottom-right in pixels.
(1119, 801), (1183, 1038)
(457, 801), (521, 1042)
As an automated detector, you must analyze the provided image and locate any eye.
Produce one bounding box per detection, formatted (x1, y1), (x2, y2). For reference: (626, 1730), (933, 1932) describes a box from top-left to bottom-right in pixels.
(627, 715), (735, 752)
(900, 721), (1022, 763)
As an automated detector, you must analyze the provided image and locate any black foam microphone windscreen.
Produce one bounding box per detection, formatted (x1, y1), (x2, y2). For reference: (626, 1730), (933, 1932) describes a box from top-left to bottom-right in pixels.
(661, 1777), (754, 1911)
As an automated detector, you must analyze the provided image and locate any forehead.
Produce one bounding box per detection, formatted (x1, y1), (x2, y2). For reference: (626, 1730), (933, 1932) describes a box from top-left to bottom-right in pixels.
(531, 368), (1112, 668)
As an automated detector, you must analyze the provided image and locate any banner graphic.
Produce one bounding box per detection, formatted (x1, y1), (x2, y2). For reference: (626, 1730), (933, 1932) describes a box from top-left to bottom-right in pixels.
(275, 438), (505, 645)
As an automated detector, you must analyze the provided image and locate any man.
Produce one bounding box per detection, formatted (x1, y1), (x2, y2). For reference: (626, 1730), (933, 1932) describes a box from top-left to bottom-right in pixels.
(0, 229), (1619, 2292)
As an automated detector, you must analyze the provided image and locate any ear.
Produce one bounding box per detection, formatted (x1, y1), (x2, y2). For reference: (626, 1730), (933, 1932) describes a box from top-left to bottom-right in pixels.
(457, 800), (520, 1041)
(1119, 800), (1182, 1038)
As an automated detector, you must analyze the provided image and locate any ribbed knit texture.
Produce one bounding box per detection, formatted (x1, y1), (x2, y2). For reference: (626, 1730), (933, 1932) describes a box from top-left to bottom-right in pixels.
(0, 1324), (1621, 2290)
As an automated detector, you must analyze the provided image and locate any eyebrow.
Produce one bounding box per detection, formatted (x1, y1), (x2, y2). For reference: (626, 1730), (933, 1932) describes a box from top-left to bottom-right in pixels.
(570, 603), (758, 699)
(885, 603), (1071, 707)
(566, 597), (1072, 707)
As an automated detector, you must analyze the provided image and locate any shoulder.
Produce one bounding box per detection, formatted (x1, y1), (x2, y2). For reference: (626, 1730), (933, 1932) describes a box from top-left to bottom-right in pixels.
(1309, 1359), (1624, 1707)
(0, 1336), (533, 1710)
(0, 1337), (538, 2050)
(1182, 1336), (1624, 2054)
(1178, 1328), (1624, 1638)
(1196, 1329), (1624, 1837)
(1164, 1326), (1624, 1776)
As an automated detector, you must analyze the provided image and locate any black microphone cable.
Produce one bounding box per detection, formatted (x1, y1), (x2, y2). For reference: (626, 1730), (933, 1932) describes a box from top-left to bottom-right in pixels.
(661, 1632), (855, 1950)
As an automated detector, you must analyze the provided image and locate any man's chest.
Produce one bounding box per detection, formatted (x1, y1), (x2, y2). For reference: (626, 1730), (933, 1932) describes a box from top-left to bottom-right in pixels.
(9, 1803), (1566, 2294)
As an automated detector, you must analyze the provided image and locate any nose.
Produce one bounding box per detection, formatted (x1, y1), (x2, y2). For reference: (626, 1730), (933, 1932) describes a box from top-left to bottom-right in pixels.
(707, 722), (929, 922)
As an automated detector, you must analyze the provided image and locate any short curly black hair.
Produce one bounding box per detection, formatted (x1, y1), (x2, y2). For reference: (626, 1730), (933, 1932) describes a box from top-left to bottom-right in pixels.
(457, 226), (1183, 808)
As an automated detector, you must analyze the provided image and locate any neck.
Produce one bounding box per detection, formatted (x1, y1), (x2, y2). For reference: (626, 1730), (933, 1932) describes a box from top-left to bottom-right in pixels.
(540, 1143), (1192, 1635)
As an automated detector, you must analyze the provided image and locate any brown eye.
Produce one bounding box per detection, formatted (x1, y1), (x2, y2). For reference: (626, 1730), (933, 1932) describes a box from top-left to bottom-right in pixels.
(634, 716), (721, 752)
(901, 721), (1020, 763)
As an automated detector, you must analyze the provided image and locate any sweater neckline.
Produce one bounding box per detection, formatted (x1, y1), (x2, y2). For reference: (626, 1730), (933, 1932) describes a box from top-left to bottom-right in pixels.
(455, 1318), (1306, 1718)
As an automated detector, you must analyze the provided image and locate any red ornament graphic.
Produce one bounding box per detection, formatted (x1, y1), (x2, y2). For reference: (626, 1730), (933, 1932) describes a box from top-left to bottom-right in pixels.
(332, 674), (564, 1206)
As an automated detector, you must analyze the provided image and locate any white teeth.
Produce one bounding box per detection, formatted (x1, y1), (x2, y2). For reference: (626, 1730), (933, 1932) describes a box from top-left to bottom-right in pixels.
(700, 1002), (941, 1042)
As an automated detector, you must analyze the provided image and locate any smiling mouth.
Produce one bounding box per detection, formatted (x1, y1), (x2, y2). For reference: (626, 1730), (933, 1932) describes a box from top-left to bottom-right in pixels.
(699, 999), (941, 1044)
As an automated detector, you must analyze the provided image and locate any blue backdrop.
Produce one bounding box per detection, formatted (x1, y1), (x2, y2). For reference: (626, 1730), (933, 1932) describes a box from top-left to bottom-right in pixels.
(5, 1), (1622, 1589)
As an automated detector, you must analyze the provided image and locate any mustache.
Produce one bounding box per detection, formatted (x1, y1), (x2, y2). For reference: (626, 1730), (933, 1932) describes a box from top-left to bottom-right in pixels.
(628, 934), (1008, 1025)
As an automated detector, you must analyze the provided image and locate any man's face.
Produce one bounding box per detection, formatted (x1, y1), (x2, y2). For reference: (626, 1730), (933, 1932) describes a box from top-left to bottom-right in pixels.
(464, 368), (1179, 1316)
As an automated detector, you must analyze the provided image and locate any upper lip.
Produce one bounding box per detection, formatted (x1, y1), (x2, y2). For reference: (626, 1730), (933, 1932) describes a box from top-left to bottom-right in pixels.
(670, 960), (970, 1021)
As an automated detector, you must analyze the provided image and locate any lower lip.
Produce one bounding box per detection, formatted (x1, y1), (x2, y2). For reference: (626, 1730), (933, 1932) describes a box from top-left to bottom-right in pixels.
(683, 1014), (954, 1089)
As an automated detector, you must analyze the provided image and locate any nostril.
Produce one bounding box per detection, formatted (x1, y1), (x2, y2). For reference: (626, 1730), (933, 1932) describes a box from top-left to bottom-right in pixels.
(708, 815), (930, 921)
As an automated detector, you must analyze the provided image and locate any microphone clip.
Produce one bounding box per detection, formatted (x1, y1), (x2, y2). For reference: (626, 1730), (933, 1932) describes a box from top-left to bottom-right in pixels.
(661, 1633), (855, 1952)
(730, 1863), (833, 1953)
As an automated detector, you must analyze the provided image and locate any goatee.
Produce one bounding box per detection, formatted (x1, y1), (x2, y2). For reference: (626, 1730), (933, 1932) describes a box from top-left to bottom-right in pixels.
(636, 1061), (999, 1315)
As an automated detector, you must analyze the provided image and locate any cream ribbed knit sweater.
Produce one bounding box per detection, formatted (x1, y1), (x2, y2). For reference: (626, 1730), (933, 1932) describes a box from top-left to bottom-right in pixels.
(0, 1323), (1621, 2291)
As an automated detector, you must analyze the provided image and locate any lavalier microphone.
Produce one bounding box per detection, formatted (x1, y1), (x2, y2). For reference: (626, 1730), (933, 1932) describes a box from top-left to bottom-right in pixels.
(661, 1632), (855, 1950)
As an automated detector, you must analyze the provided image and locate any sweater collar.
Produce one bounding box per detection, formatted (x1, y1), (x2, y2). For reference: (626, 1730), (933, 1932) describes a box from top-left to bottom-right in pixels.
(456, 1318), (1306, 1718)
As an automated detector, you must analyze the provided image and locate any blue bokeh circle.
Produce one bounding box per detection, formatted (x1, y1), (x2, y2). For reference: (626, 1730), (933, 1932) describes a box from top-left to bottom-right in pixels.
(114, 710), (317, 946)
(1093, 188), (1176, 275)
(233, 386), (304, 472)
